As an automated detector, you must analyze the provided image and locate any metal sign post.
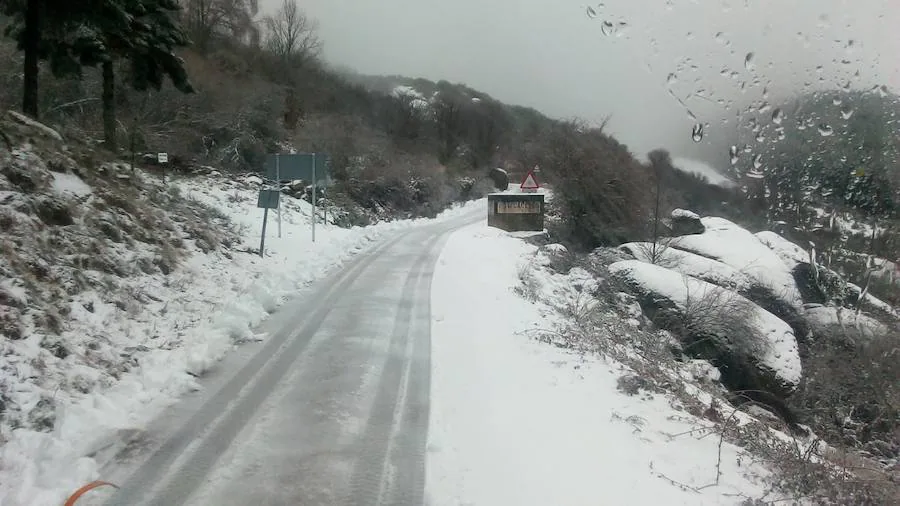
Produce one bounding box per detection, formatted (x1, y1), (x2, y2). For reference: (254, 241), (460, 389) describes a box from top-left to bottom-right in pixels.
(276, 154), (282, 238)
(311, 152), (317, 243)
(260, 207), (270, 258)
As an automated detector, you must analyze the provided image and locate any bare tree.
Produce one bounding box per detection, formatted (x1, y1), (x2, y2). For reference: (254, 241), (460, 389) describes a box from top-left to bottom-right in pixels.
(263, 0), (321, 63)
(182, 0), (260, 52)
(647, 149), (673, 262)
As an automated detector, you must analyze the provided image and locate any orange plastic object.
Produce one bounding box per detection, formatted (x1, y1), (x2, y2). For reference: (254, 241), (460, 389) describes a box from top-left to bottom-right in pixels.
(64, 480), (119, 506)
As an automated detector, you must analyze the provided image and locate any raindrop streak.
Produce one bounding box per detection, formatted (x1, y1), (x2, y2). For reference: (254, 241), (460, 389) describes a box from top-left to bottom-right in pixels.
(692, 124), (704, 142)
(818, 124), (834, 137)
(744, 52), (755, 70)
(772, 108), (784, 124)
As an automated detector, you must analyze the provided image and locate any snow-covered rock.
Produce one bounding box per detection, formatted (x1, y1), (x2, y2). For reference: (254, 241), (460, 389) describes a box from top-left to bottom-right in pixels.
(669, 217), (803, 310)
(755, 230), (809, 270)
(618, 242), (753, 291)
(670, 208), (705, 235)
(608, 260), (802, 394)
(803, 304), (887, 341)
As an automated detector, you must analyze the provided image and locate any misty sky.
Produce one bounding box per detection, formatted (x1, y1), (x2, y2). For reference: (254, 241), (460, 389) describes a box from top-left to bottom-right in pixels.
(261, 0), (899, 165)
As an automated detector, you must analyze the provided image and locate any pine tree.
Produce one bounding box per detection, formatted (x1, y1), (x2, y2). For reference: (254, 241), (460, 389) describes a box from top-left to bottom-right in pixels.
(3, 0), (193, 147)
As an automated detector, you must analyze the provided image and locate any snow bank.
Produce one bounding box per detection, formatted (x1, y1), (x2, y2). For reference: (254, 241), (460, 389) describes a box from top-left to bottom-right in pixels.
(608, 260), (802, 388)
(428, 224), (771, 505)
(0, 168), (485, 506)
(670, 217), (802, 308)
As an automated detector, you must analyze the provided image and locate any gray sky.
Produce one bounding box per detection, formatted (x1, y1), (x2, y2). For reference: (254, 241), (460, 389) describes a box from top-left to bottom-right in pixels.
(261, 0), (898, 165)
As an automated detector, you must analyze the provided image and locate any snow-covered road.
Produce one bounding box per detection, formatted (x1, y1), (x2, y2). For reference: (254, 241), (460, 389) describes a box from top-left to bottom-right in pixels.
(100, 210), (482, 506)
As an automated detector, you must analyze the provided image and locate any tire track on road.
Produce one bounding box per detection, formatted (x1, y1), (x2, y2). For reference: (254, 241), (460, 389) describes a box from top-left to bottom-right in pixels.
(343, 226), (455, 506)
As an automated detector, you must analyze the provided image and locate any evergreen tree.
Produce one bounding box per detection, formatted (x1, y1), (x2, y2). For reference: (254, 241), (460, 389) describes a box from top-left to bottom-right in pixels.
(3, 0), (193, 148)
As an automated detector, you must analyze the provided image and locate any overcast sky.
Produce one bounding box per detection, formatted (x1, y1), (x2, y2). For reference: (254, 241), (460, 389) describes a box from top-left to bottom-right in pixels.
(261, 0), (898, 165)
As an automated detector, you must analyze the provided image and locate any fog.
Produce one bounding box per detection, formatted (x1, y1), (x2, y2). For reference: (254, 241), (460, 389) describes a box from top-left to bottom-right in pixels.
(261, 0), (898, 166)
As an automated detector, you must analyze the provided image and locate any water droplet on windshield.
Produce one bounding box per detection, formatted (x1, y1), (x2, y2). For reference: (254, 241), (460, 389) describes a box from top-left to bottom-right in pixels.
(586, 6), (598, 18)
(744, 52), (755, 70)
(818, 124), (834, 137)
(729, 145), (739, 165)
(772, 108), (784, 124)
(753, 154), (763, 169)
(601, 20), (615, 36)
(667, 73), (678, 86)
(833, 96), (842, 106)
(841, 105), (854, 119)
(691, 123), (704, 142)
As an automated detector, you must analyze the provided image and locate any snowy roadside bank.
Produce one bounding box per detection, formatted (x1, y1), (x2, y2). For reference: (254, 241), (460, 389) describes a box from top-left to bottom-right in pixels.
(0, 170), (484, 506)
(427, 223), (773, 505)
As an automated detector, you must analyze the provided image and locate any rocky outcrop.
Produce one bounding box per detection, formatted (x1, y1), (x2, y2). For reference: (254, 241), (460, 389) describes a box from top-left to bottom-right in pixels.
(609, 260), (802, 399)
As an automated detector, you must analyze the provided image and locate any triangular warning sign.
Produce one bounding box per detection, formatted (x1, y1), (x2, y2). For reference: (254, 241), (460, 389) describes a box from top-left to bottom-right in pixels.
(520, 170), (540, 191)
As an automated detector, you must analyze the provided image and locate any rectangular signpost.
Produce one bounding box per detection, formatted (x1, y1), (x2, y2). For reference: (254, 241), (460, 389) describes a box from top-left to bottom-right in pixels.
(256, 189), (280, 257)
(264, 153), (330, 243)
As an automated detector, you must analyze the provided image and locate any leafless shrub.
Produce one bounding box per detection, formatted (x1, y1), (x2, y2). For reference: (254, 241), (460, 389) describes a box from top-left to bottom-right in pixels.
(515, 262), (540, 302)
(680, 278), (763, 358)
(633, 237), (678, 267)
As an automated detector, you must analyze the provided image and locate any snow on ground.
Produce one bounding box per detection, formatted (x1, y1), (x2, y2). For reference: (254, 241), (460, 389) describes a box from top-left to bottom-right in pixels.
(428, 223), (773, 505)
(607, 260), (802, 389)
(670, 217), (803, 308)
(0, 172), (483, 506)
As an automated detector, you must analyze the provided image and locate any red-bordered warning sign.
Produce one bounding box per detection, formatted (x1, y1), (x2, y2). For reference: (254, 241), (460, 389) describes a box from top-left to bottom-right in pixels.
(520, 167), (540, 192)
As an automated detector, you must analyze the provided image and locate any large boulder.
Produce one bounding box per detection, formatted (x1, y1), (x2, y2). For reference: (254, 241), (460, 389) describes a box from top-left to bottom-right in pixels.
(668, 218), (805, 336)
(609, 260), (802, 399)
(670, 208), (705, 235)
(488, 167), (509, 191)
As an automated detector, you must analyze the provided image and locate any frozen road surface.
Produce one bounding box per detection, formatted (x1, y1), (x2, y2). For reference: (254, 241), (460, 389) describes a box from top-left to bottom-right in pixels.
(103, 211), (481, 506)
